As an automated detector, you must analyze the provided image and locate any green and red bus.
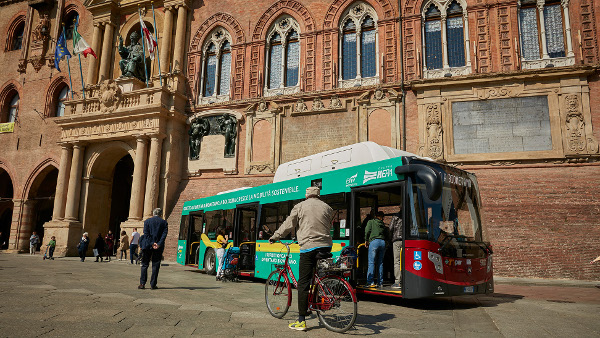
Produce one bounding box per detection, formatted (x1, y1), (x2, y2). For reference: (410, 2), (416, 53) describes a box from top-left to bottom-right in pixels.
(177, 142), (493, 298)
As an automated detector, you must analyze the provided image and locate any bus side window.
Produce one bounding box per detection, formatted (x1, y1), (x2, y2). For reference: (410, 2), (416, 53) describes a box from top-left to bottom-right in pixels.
(260, 201), (295, 240)
(204, 210), (222, 240)
(320, 193), (348, 240)
(178, 215), (189, 240)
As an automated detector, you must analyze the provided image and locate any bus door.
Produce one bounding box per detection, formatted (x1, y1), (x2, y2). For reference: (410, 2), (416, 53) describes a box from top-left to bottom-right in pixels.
(351, 182), (405, 291)
(187, 211), (204, 266)
(234, 203), (259, 275)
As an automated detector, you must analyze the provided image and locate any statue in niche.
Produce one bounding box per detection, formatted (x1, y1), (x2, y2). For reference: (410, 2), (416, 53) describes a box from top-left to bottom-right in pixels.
(32, 14), (50, 43)
(330, 95), (342, 108)
(312, 97), (324, 111)
(188, 117), (210, 160)
(217, 114), (237, 158)
(118, 31), (146, 82)
(296, 98), (307, 112)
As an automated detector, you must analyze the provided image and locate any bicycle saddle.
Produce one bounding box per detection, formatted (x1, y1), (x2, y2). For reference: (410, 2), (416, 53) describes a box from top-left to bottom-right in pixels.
(315, 251), (333, 260)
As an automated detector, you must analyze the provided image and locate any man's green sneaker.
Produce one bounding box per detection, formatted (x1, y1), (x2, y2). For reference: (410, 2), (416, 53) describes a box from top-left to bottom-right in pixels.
(288, 320), (307, 331)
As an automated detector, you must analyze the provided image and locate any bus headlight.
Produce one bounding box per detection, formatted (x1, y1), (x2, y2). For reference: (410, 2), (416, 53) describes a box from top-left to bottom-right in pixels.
(428, 252), (443, 274)
(487, 255), (493, 273)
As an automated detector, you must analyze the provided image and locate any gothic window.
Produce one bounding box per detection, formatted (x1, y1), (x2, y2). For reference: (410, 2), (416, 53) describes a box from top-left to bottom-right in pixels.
(64, 12), (80, 40)
(55, 86), (69, 117)
(7, 19), (25, 51)
(518, 0), (573, 66)
(338, 2), (379, 87)
(424, 5), (443, 70)
(7, 93), (19, 123)
(198, 28), (232, 104)
(264, 16), (301, 96)
(422, 0), (470, 78)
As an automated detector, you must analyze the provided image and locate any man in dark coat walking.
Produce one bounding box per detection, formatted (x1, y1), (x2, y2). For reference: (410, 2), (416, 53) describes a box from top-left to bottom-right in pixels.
(139, 208), (168, 290)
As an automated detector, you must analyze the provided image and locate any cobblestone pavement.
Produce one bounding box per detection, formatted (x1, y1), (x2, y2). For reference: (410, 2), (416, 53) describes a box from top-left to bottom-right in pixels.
(1, 253), (599, 337)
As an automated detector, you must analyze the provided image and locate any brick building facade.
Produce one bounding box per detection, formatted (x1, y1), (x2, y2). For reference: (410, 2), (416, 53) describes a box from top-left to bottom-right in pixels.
(0, 0), (598, 280)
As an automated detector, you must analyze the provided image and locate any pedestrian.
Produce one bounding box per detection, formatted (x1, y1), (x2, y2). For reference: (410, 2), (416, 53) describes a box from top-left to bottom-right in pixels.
(215, 230), (228, 280)
(388, 208), (403, 289)
(104, 231), (114, 262)
(29, 231), (40, 255)
(47, 236), (56, 260)
(365, 210), (387, 288)
(138, 208), (168, 290)
(119, 230), (129, 261)
(94, 233), (105, 262)
(77, 232), (89, 262)
(269, 186), (334, 331)
(130, 227), (140, 264)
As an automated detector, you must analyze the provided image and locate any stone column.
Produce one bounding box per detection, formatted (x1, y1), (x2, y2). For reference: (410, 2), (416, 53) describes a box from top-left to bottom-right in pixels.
(128, 136), (148, 221)
(64, 143), (86, 221)
(537, 2), (549, 59)
(441, 15), (449, 69)
(16, 200), (35, 252)
(172, 4), (188, 72)
(161, 6), (175, 73)
(8, 199), (22, 251)
(52, 144), (73, 221)
(98, 23), (115, 82)
(143, 135), (165, 218)
(562, 2), (574, 57)
(86, 23), (104, 85)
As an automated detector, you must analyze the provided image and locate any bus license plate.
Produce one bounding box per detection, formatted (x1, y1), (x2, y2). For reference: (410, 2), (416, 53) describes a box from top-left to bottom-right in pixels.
(464, 286), (474, 293)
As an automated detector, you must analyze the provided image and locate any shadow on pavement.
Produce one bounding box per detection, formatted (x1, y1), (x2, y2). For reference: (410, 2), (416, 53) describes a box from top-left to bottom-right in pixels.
(158, 286), (221, 290)
(344, 313), (396, 335)
(358, 293), (523, 310)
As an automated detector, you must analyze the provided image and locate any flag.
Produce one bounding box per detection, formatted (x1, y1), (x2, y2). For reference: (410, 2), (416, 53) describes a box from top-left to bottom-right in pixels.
(140, 17), (158, 60)
(73, 25), (97, 58)
(54, 31), (71, 72)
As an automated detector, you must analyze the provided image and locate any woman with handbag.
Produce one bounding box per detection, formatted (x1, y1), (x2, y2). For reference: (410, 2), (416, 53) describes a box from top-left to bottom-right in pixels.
(216, 229), (228, 280)
(119, 230), (129, 261)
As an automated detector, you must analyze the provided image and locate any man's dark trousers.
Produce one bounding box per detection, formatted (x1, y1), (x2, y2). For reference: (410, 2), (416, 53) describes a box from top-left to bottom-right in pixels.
(130, 244), (138, 264)
(297, 247), (331, 316)
(140, 248), (163, 287)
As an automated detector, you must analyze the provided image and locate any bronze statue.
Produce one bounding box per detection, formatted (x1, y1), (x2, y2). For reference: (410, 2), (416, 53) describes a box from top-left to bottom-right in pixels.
(188, 117), (210, 160)
(118, 31), (146, 82)
(217, 114), (237, 158)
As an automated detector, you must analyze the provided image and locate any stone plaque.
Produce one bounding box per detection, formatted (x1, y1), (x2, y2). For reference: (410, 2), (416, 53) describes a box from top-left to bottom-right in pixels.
(452, 96), (552, 154)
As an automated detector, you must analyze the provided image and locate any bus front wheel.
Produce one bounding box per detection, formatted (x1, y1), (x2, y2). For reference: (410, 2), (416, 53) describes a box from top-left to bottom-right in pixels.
(204, 248), (216, 275)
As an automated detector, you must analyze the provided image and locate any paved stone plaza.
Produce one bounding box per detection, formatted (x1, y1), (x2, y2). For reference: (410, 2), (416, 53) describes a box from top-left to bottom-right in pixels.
(1, 253), (599, 337)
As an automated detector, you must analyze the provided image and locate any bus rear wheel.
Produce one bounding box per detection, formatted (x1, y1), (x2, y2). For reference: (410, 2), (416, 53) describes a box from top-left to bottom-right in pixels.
(204, 248), (216, 275)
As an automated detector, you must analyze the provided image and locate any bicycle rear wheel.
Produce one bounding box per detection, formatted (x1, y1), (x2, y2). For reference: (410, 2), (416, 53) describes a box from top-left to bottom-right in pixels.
(265, 269), (291, 318)
(314, 275), (357, 333)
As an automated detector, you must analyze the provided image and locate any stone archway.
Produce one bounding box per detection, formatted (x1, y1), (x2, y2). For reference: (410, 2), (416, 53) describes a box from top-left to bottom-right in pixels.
(26, 165), (58, 251)
(0, 168), (14, 250)
(82, 142), (135, 254)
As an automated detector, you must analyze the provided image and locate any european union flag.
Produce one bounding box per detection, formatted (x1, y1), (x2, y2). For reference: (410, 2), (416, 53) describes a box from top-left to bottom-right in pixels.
(54, 31), (71, 72)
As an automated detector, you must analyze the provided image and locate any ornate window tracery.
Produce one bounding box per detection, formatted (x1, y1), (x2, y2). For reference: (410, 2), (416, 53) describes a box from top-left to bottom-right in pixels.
(198, 28), (232, 104)
(55, 86), (69, 117)
(6, 17), (25, 51)
(264, 16), (301, 97)
(6, 93), (19, 123)
(64, 11), (79, 40)
(421, 0), (471, 79)
(339, 2), (379, 88)
(518, 0), (575, 69)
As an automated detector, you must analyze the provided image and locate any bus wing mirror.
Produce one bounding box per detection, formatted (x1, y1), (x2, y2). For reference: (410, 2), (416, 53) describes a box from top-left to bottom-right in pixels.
(395, 164), (442, 201)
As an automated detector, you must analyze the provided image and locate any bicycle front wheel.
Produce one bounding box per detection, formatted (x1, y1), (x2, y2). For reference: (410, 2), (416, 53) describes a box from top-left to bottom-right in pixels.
(314, 275), (357, 333)
(265, 269), (291, 318)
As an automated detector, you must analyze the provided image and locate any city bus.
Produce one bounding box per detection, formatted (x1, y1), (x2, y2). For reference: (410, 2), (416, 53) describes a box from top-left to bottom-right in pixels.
(177, 142), (494, 298)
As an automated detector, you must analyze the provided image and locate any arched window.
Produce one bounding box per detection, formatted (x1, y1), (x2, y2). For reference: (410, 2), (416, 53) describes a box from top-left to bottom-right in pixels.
(339, 2), (379, 88)
(55, 86), (69, 117)
(8, 20), (25, 51)
(422, 0), (470, 78)
(7, 93), (19, 123)
(64, 11), (80, 40)
(518, 0), (574, 69)
(198, 28), (232, 104)
(264, 16), (301, 97)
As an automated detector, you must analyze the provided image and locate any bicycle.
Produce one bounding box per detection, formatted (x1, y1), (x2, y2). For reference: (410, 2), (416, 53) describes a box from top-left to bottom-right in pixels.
(265, 241), (358, 333)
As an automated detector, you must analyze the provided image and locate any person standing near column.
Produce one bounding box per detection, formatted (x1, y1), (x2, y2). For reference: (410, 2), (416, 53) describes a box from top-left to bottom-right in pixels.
(77, 232), (89, 262)
(138, 208), (168, 290)
(29, 232), (40, 255)
(130, 228), (140, 264)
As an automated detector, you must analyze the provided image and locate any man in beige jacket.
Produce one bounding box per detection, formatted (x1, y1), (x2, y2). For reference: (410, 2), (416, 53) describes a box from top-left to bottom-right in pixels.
(270, 186), (333, 331)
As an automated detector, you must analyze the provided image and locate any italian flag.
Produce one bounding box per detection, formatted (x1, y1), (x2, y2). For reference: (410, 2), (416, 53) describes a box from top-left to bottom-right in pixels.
(140, 17), (158, 60)
(73, 26), (97, 58)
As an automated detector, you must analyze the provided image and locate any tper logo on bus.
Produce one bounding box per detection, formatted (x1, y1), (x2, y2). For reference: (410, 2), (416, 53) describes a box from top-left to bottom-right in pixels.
(363, 166), (394, 184)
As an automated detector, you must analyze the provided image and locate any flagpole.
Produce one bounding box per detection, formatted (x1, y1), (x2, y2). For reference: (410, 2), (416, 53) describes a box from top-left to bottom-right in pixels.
(138, 5), (149, 88)
(62, 24), (74, 99)
(151, 1), (162, 86)
(74, 18), (86, 100)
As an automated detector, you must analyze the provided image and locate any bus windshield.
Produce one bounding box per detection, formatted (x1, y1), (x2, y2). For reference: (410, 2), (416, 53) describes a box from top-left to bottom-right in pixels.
(409, 163), (487, 245)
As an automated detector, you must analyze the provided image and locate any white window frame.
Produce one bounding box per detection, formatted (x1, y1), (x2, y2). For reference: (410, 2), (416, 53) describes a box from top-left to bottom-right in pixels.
(517, 0), (575, 69)
(197, 28), (232, 105)
(421, 0), (471, 79)
(338, 2), (380, 88)
(264, 16), (301, 97)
